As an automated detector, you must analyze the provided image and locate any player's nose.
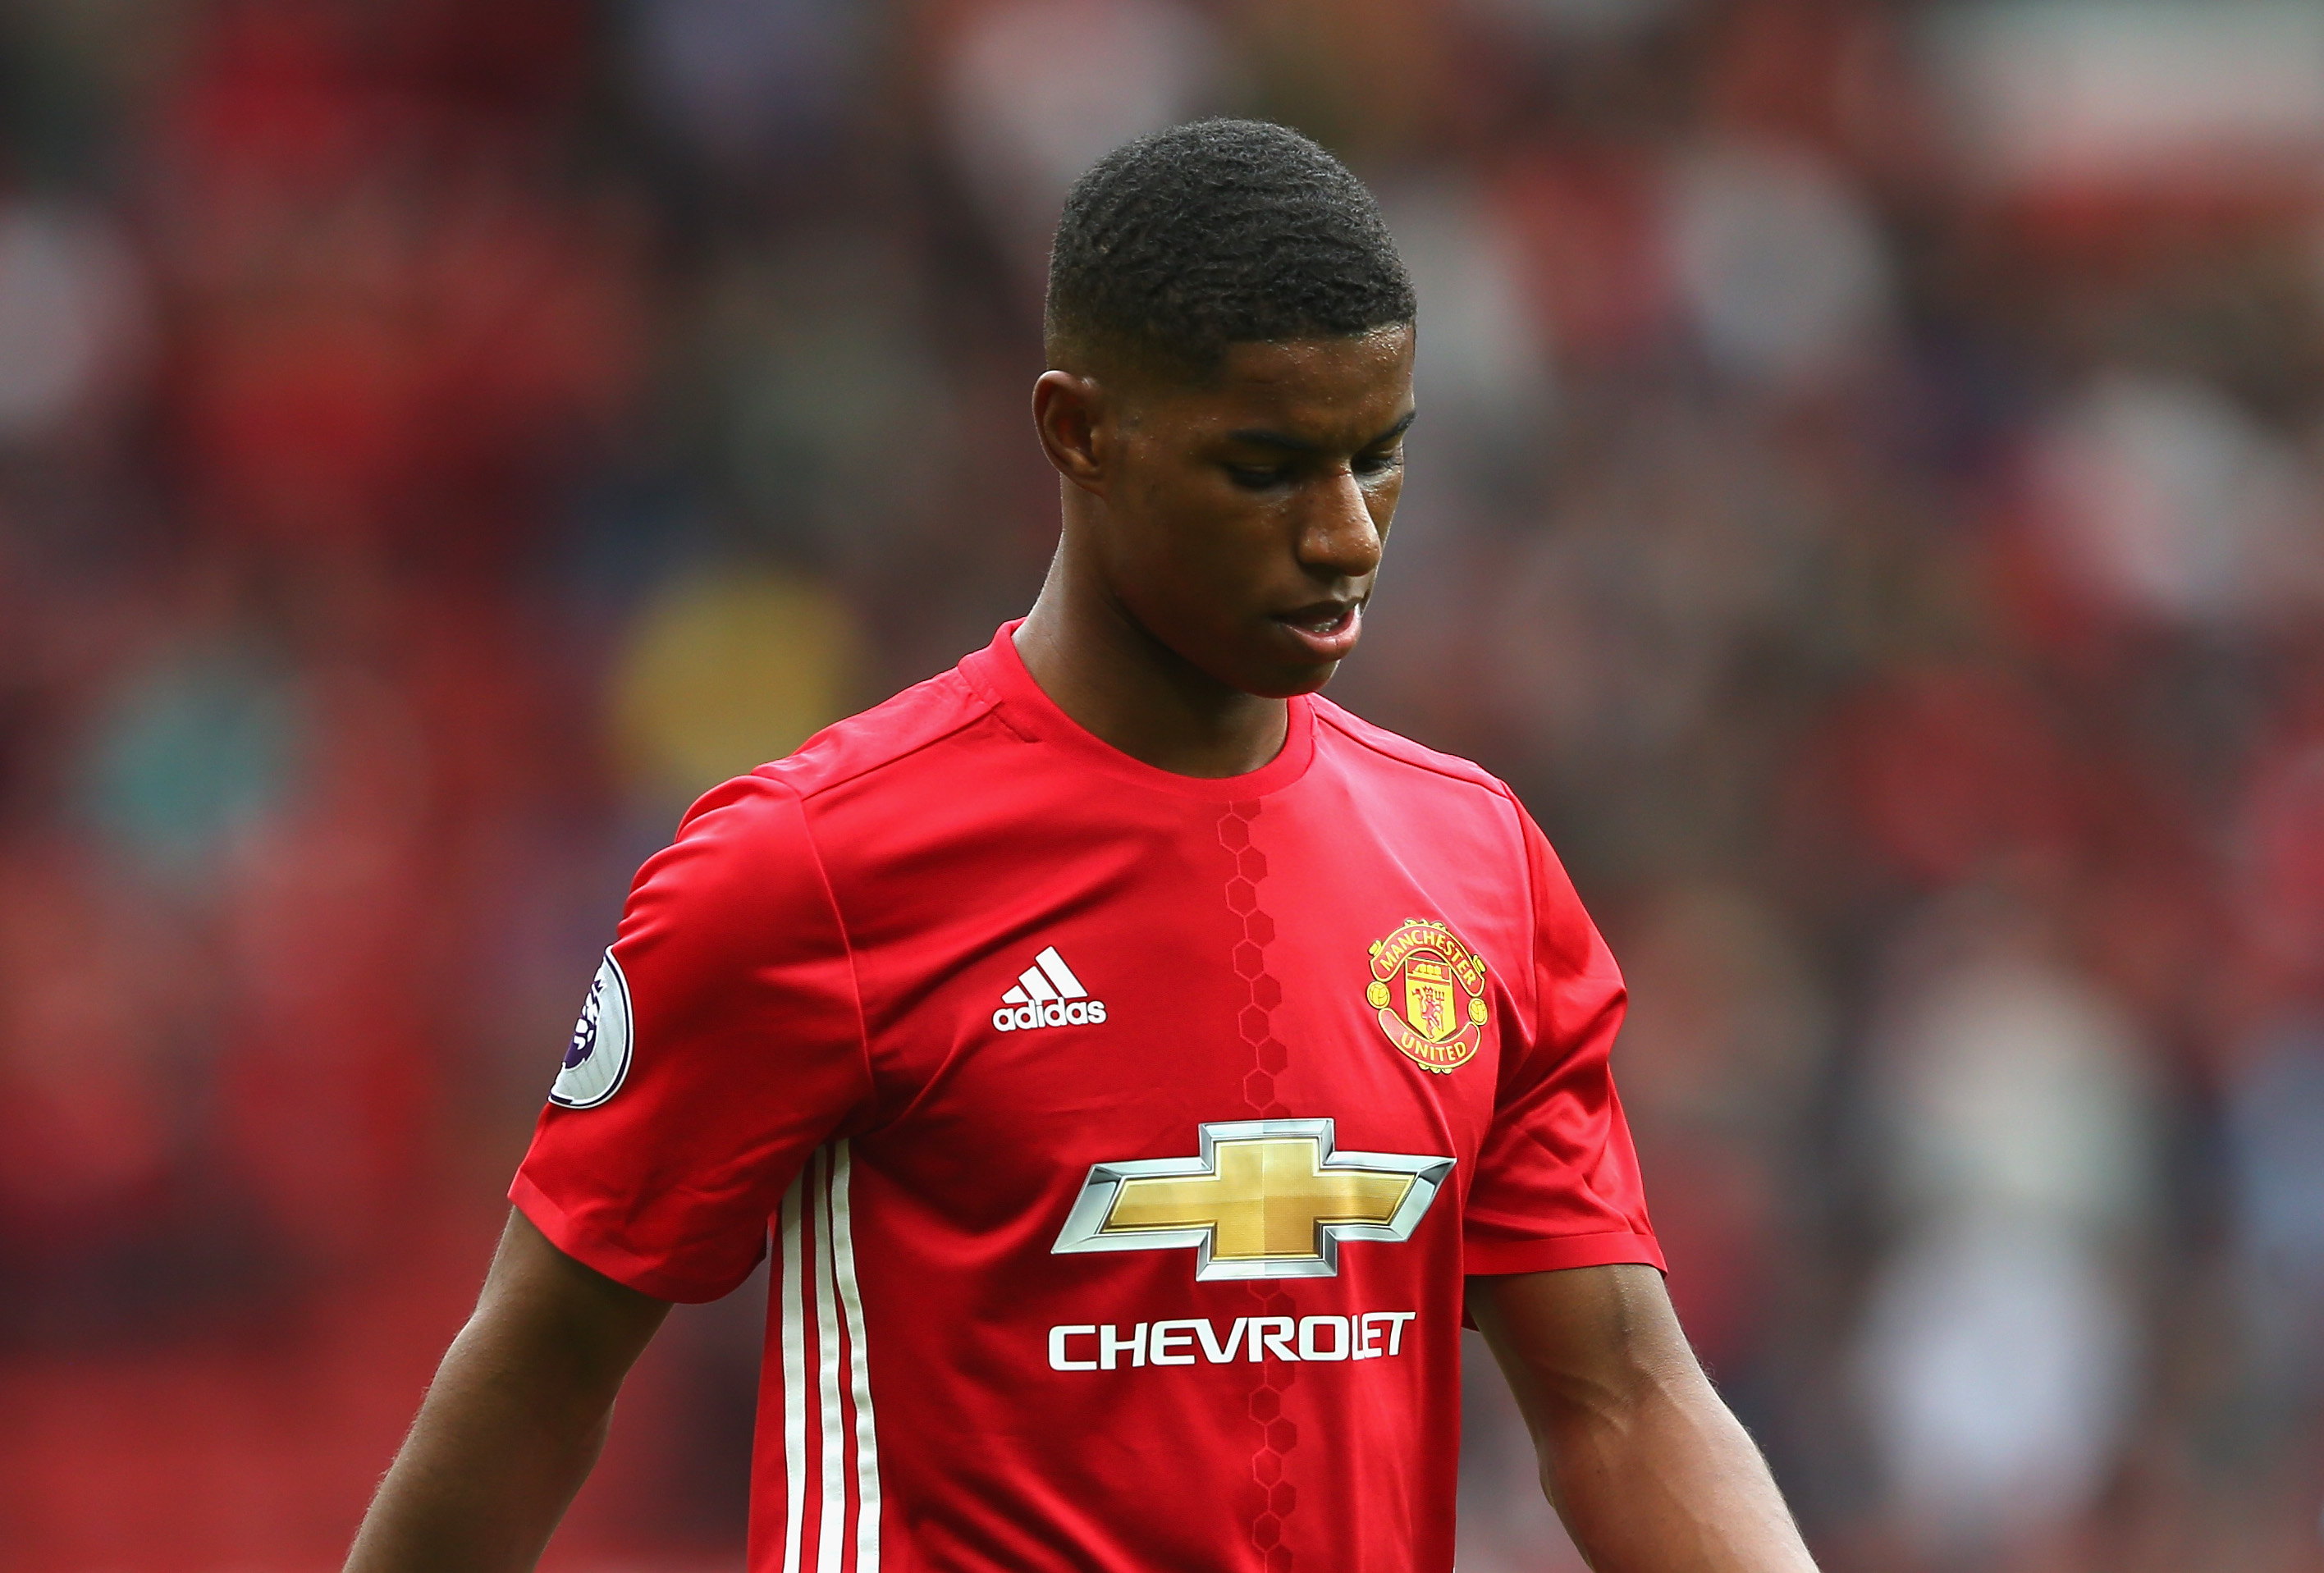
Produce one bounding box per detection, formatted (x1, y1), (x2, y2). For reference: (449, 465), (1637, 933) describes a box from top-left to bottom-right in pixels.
(1297, 467), (1384, 581)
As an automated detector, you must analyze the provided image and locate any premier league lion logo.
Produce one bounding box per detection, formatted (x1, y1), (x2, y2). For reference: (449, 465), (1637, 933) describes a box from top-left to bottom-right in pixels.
(1364, 919), (1489, 1074)
(550, 950), (633, 1109)
(565, 979), (602, 1070)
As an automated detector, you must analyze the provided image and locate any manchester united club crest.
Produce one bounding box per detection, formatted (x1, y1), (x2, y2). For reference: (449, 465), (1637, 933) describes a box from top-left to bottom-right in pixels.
(1366, 919), (1489, 1073)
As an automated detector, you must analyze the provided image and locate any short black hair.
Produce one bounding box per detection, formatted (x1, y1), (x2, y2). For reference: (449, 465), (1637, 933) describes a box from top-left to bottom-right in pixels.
(1045, 118), (1416, 381)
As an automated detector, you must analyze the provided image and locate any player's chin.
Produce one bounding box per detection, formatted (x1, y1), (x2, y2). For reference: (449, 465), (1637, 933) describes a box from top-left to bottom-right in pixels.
(1234, 630), (1355, 697)
(1237, 658), (1342, 700)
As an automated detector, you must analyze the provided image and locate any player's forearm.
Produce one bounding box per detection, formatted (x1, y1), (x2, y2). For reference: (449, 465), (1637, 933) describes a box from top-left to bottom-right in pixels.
(342, 1310), (618, 1573)
(1473, 1266), (1815, 1572)
(344, 1210), (671, 1573)
(1537, 1365), (1815, 1573)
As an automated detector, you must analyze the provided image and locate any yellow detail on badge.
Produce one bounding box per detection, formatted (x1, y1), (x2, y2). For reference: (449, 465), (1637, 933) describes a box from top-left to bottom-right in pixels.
(1051, 1119), (1455, 1281)
(1366, 918), (1491, 1073)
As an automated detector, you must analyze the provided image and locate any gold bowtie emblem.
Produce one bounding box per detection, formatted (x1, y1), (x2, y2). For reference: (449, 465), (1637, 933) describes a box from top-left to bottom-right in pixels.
(1052, 1120), (1453, 1280)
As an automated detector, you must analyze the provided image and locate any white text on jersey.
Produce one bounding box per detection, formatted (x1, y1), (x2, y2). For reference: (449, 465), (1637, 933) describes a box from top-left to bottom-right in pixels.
(1046, 1312), (1416, 1370)
(993, 944), (1108, 1032)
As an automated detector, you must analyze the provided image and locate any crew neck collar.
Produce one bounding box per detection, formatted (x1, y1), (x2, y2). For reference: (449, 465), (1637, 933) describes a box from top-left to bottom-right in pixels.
(960, 620), (1316, 801)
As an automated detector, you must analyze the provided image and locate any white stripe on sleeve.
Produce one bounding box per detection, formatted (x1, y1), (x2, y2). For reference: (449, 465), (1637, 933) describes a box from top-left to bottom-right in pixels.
(778, 1170), (807, 1573)
(831, 1141), (882, 1573)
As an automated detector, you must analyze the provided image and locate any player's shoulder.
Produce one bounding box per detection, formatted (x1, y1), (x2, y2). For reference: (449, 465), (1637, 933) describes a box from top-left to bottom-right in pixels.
(756, 665), (999, 802)
(1309, 694), (1519, 812)
(662, 666), (994, 850)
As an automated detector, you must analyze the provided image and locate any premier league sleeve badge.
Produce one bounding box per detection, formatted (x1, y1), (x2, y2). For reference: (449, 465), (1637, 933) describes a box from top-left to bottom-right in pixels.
(549, 949), (634, 1109)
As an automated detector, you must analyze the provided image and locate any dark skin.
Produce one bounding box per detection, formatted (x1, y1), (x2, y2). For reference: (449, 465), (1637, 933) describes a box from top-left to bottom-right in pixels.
(345, 327), (1818, 1572)
(1016, 327), (1414, 776)
(345, 1211), (667, 1572)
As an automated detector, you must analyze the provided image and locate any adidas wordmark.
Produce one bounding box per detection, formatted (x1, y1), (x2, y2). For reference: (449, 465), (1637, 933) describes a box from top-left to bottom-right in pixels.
(992, 946), (1108, 1032)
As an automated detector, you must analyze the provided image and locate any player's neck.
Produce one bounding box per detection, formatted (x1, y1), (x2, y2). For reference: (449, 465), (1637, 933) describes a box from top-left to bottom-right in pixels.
(1015, 581), (1288, 781)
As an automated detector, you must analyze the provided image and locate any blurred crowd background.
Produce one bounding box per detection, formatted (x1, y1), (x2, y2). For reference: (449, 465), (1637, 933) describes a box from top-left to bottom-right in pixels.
(2, 0), (2322, 1569)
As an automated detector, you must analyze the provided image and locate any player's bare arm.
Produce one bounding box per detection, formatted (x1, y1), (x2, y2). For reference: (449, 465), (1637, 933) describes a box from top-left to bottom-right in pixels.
(344, 1211), (668, 1573)
(1475, 1264), (1818, 1572)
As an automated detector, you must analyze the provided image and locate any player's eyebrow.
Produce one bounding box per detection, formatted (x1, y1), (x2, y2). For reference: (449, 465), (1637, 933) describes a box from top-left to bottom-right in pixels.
(1225, 409), (1417, 455)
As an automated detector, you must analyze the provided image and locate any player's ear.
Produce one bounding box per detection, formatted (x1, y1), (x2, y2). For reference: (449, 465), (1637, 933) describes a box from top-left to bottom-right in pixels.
(1032, 369), (1109, 495)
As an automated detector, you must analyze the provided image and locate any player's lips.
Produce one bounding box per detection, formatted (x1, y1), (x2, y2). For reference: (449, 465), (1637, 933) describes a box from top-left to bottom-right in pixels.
(1273, 599), (1363, 659)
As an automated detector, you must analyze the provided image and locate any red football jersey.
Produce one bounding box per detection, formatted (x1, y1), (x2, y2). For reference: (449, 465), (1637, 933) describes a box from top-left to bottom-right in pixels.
(514, 623), (1661, 1573)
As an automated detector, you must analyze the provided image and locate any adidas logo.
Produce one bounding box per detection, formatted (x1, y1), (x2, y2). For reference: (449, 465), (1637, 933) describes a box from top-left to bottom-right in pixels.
(991, 945), (1109, 1033)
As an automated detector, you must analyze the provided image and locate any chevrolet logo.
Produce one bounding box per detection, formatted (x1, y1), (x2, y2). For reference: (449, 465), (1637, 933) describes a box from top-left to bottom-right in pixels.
(1051, 1119), (1454, 1280)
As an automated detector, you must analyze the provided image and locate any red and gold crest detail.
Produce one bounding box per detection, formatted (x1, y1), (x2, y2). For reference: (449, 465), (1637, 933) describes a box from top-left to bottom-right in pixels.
(1365, 919), (1489, 1073)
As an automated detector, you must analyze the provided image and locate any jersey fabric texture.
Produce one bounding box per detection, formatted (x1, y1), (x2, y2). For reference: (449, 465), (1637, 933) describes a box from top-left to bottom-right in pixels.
(513, 623), (1662, 1573)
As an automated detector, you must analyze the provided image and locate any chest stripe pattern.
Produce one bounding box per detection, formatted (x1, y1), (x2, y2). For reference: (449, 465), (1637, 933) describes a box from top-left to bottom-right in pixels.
(779, 1141), (882, 1572)
(1218, 798), (1304, 1564)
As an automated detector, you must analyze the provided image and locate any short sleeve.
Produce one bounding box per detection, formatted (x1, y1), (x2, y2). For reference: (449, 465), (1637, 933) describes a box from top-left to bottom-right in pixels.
(510, 771), (872, 1302)
(1462, 798), (1663, 1278)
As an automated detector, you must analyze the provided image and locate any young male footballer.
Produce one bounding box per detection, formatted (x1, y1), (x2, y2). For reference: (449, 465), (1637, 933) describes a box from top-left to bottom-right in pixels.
(345, 120), (1818, 1573)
